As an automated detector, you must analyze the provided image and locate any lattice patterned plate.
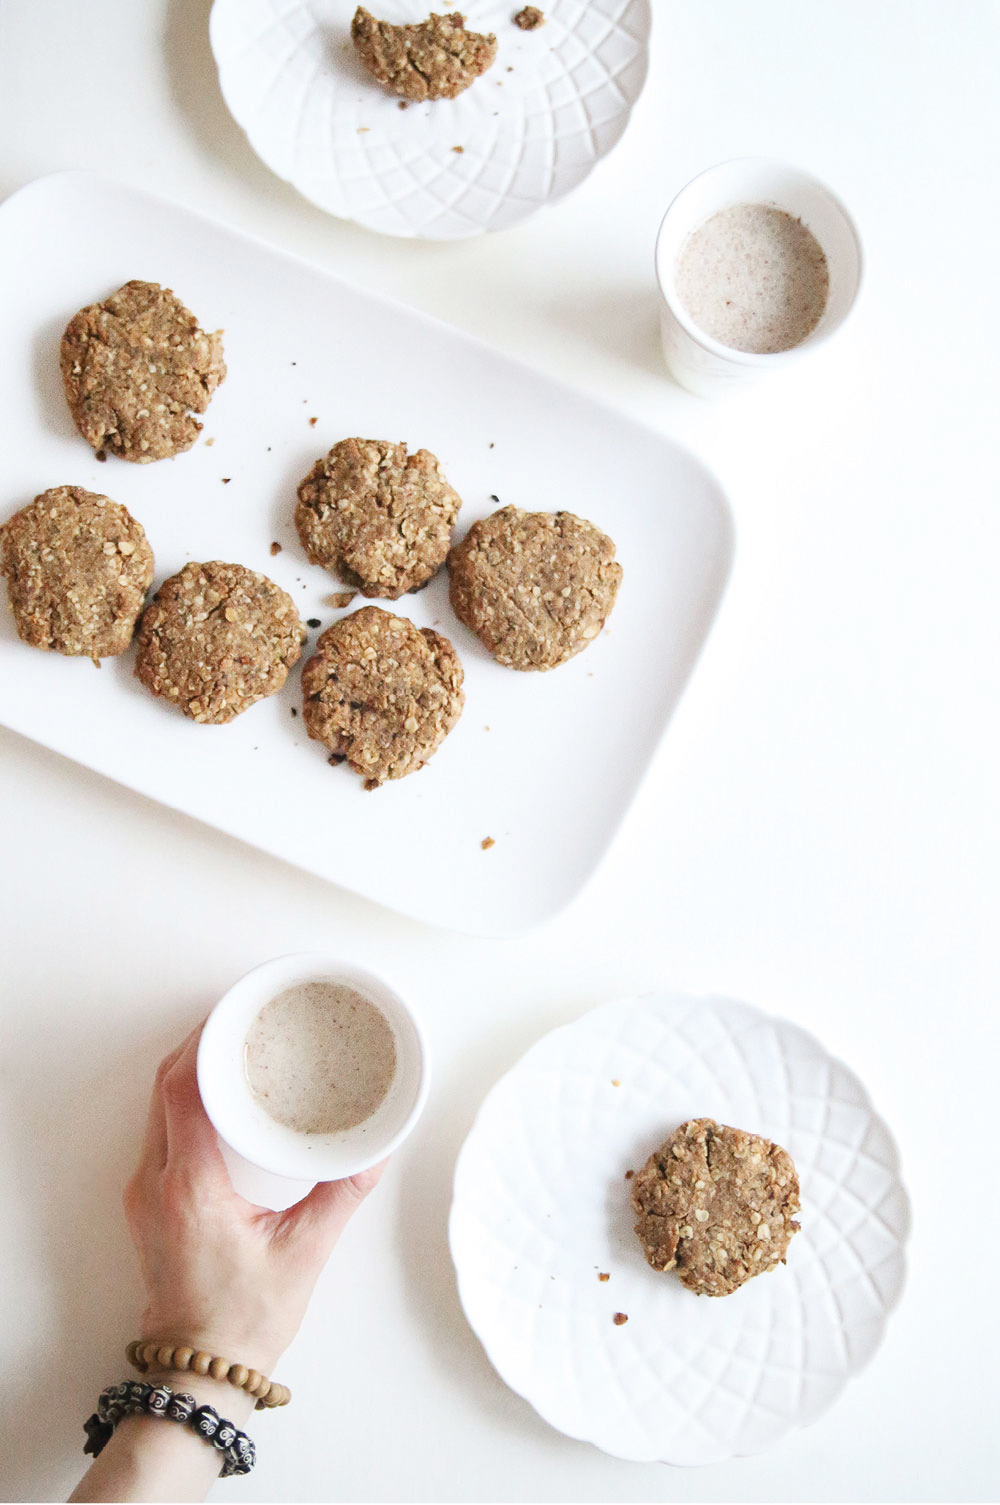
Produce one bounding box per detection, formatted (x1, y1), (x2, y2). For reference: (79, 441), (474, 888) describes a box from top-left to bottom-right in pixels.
(449, 993), (910, 1465)
(210, 0), (651, 238)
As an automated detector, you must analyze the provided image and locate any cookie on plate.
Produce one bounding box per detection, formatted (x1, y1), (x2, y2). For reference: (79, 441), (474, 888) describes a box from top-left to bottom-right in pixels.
(631, 1118), (801, 1297)
(60, 280), (226, 462)
(134, 561), (305, 723)
(301, 605), (464, 789)
(1, 485), (154, 660)
(448, 505), (622, 670)
(296, 437), (461, 600)
(351, 8), (498, 100)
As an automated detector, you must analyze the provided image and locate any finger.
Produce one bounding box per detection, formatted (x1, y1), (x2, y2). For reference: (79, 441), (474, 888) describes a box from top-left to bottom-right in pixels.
(161, 1025), (229, 1186)
(276, 1159), (388, 1254)
(137, 1025), (202, 1175)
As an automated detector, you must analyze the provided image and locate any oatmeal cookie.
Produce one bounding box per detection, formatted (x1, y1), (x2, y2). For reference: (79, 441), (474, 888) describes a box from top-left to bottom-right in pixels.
(1, 485), (153, 660)
(631, 1119), (801, 1297)
(301, 605), (464, 788)
(134, 561), (305, 723)
(296, 438), (461, 599)
(513, 7), (545, 30)
(351, 8), (498, 100)
(60, 280), (226, 462)
(448, 505), (622, 670)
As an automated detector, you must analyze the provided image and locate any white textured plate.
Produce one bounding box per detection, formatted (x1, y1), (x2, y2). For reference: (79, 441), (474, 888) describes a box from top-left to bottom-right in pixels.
(210, 0), (651, 238)
(449, 994), (910, 1464)
(0, 173), (732, 936)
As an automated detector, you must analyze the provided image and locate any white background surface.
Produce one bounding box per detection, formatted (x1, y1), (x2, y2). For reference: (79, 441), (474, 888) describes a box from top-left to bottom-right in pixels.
(0, 2), (996, 1502)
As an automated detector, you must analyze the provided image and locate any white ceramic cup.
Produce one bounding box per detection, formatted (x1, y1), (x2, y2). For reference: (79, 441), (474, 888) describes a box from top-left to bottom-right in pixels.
(197, 952), (430, 1182)
(654, 157), (864, 398)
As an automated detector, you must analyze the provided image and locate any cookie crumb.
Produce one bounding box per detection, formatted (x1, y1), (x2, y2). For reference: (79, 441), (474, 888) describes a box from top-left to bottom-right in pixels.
(513, 6), (545, 29)
(611, 1079), (620, 1087)
(357, 126), (370, 133)
(452, 144), (464, 153)
(270, 541), (282, 556)
(307, 617), (321, 628)
(327, 591), (356, 609)
(598, 1272), (610, 1282)
(481, 836), (495, 850)
(398, 100), (409, 110)
(490, 493), (500, 503)
(612, 1312), (628, 1326)
(291, 707), (298, 717)
(309, 416), (318, 426)
(221, 477), (231, 484)
(624, 1169), (634, 1180)
(205, 436), (215, 447)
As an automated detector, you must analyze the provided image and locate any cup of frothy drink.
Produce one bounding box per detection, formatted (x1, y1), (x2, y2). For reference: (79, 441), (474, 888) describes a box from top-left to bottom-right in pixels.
(198, 953), (429, 1181)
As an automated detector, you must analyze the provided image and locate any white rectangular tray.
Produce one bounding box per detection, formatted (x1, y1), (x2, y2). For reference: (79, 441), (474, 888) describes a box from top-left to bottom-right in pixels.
(0, 172), (732, 935)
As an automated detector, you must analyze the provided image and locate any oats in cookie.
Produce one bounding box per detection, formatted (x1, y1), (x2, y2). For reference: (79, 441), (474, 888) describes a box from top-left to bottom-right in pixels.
(351, 8), (498, 100)
(631, 1119), (801, 1297)
(134, 561), (306, 724)
(60, 281), (225, 463)
(301, 605), (464, 788)
(1, 485), (154, 660)
(296, 437), (461, 600)
(448, 505), (622, 670)
(513, 6), (545, 30)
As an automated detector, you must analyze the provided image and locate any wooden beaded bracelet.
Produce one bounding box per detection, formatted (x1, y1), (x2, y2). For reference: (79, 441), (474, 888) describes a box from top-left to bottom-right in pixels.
(126, 1340), (291, 1409)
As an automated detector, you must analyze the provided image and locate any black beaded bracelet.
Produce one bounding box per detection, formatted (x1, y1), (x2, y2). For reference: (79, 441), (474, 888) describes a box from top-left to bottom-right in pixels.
(83, 1381), (256, 1477)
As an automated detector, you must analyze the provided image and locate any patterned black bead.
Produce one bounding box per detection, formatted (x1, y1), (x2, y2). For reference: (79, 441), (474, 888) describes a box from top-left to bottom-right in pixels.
(114, 1381), (132, 1403)
(214, 1418), (237, 1450)
(192, 1403), (221, 1439)
(127, 1381), (152, 1411)
(167, 1391), (196, 1424)
(146, 1385), (172, 1416)
(234, 1432), (255, 1467)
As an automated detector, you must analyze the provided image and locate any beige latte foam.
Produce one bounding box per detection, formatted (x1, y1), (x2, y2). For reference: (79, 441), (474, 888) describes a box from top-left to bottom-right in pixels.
(244, 981), (397, 1135)
(675, 203), (830, 354)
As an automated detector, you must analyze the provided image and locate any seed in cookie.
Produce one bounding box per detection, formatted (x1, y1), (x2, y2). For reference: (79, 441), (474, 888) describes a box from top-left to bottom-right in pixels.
(351, 8), (498, 101)
(631, 1119), (801, 1298)
(1, 485), (154, 660)
(60, 280), (226, 463)
(134, 561), (306, 724)
(295, 437), (461, 600)
(301, 605), (464, 788)
(448, 505), (622, 670)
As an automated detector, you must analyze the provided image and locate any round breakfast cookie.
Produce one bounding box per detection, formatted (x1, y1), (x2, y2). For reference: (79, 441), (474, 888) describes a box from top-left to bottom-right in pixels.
(631, 1118), (801, 1298)
(134, 561), (306, 724)
(301, 605), (464, 789)
(447, 505), (622, 670)
(60, 280), (226, 463)
(0, 485), (154, 660)
(351, 8), (498, 101)
(295, 438), (461, 600)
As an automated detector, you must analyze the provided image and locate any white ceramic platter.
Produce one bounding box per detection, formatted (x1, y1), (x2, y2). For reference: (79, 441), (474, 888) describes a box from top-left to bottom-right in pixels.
(449, 993), (910, 1464)
(0, 172), (731, 936)
(210, 0), (651, 238)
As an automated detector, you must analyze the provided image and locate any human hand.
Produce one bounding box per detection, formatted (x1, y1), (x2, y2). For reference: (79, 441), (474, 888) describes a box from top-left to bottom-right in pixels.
(123, 1023), (386, 1376)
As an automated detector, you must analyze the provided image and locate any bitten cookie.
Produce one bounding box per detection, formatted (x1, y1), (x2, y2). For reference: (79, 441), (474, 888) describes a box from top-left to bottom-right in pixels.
(448, 505), (622, 670)
(134, 561), (305, 723)
(295, 438), (461, 599)
(1, 485), (154, 660)
(60, 280), (226, 462)
(301, 605), (464, 788)
(631, 1118), (801, 1297)
(351, 8), (498, 100)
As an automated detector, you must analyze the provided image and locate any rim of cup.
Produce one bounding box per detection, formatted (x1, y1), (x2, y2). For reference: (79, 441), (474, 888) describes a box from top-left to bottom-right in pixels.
(654, 156), (865, 369)
(197, 951), (430, 1182)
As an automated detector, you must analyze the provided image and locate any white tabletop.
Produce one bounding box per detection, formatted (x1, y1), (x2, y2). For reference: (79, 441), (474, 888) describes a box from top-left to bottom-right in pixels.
(1, 2), (997, 1501)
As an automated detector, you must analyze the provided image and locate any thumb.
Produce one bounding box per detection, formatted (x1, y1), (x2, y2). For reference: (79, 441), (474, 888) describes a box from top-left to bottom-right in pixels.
(277, 1159), (388, 1254)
